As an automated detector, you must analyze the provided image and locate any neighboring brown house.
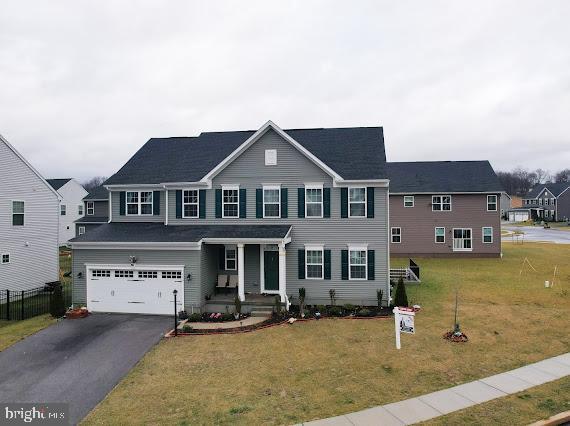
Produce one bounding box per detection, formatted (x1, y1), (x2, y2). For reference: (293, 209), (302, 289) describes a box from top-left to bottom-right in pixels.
(387, 161), (502, 258)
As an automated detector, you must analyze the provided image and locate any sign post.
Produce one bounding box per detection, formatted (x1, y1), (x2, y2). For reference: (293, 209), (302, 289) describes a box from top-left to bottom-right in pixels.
(393, 307), (415, 349)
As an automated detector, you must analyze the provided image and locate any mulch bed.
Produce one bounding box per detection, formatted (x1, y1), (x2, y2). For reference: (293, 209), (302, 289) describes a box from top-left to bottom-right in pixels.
(66, 308), (89, 319)
(443, 331), (469, 343)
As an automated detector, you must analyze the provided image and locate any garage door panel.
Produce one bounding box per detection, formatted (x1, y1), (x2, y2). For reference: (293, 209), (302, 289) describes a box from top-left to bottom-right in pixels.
(87, 266), (184, 315)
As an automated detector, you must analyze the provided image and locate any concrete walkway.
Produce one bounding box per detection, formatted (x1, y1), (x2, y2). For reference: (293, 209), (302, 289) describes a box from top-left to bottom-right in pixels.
(302, 353), (570, 425)
(178, 315), (267, 330)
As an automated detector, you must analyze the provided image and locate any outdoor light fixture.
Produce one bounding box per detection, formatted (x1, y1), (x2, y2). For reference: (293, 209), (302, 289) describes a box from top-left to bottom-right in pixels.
(129, 256), (137, 265)
(77, 272), (83, 278)
(187, 273), (192, 281)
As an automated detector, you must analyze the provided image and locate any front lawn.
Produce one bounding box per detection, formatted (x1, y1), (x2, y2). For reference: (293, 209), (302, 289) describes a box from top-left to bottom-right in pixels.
(0, 315), (54, 352)
(83, 243), (569, 425)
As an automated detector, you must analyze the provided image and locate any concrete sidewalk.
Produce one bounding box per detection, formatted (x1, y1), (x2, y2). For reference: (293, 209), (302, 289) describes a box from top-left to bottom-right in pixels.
(301, 353), (570, 425)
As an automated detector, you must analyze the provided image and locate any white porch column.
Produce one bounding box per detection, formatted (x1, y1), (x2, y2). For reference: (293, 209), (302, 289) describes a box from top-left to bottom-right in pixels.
(237, 243), (245, 301)
(278, 242), (286, 302)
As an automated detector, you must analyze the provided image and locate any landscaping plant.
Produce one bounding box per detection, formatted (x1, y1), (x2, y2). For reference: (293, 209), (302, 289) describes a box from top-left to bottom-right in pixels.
(376, 289), (384, 308)
(49, 283), (66, 318)
(234, 295), (242, 319)
(329, 289), (337, 306)
(298, 287), (306, 318)
(394, 277), (408, 307)
(273, 296), (282, 315)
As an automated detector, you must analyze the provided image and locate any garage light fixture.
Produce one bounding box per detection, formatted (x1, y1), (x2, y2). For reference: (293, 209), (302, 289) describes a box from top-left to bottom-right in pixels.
(129, 256), (137, 265)
(187, 273), (192, 281)
(77, 272), (82, 278)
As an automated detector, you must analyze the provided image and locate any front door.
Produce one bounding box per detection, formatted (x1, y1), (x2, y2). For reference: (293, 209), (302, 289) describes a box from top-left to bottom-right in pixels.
(264, 251), (279, 291)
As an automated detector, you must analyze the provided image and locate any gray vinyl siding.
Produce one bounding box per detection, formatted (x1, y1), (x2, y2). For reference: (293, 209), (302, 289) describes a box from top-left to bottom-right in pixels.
(557, 190), (570, 221)
(72, 248), (201, 311)
(85, 200), (109, 218)
(110, 190), (165, 222)
(536, 190), (556, 220)
(0, 140), (59, 291)
(75, 223), (103, 237)
(389, 194), (501, 257)
(200, 244), (219, 304)
(167, 129), (390, 305)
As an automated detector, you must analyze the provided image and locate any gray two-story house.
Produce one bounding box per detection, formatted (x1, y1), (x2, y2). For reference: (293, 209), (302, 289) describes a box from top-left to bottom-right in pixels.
(387, 161), (503, 257)
(74, 185), (109, 237)
(70, 121), (391, 315)
(520, 183), (570, 222)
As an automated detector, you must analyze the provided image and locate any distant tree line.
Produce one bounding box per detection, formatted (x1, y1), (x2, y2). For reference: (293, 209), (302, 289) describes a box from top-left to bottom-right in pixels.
(82, 176), (107, 192)
(497, 168), (570, 196)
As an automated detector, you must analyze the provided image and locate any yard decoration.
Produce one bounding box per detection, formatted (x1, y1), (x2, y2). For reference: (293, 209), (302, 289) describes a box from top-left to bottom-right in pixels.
(394, 277), (408, 307)
(66, 307), (89, 319)
(444, 290), (468, 343)
(298, 287), (306, 318)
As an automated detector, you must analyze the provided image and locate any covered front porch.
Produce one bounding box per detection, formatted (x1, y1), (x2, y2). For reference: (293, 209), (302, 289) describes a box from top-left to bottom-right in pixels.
(201, 226), (292, 308)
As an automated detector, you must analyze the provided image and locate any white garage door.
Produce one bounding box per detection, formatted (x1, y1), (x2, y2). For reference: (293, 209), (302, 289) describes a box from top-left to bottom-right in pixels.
(86, 265), (184, 315)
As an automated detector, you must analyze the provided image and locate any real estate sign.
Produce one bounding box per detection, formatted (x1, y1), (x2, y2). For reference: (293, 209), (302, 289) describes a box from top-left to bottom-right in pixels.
(393, 307), (416, 349)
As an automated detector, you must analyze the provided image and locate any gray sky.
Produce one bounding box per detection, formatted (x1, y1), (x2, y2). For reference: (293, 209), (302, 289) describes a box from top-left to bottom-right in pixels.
(1, 1), (569, 182)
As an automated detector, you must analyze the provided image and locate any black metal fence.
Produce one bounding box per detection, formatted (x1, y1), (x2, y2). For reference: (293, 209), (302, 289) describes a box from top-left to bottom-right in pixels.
(0, 283), (71, 321)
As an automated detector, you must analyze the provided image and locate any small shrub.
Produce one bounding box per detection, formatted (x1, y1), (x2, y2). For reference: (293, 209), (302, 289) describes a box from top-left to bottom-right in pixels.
(343, 304), (357, 313)
(234, 295), (242, 316)
(181, 323), (193, 333)
(376, 289), (384, 307)
(316, 305), (326, 313)
(329, 289), (337, 306)
(222, 313), (234, 321)
(178, 310), (188, 320)
(274, 296), (282, 314)
(394, 277), (408, 307)
(328, 306), (343, 317)
(187, 313), (202, 322)
(357, 308), (372, 317)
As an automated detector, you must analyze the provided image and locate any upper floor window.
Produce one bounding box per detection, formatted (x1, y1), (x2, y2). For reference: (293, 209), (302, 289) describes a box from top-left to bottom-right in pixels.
(60, 205), (67, 216)
(126, 191), (153, 216)
(432, 195), (451, 211)
(86, 202), (94, 215)
(349, 247), (367, 280)
(78, 205), (84, 215)
(552, 198), (556, 205)
(222, 186), (239, 218)
(404, 196), (414, 208)
(12, 201), (24, 226)
(263, 186), (280, 218)
(487, 195), (497, 211)
(349, 187), (366, 217)
(539, 198), (543, 205)
(1, 253), (10, 264)
(305, 185), (323, 218)
(391, 227), (401, 243)
(305, 246), (324, 279)
(183, 190), (199, 218)
(225, 246), (237, 270)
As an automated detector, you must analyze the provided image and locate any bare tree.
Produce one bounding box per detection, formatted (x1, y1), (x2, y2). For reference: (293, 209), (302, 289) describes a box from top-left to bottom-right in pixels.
(533, 168), (552, 184)
(82, 176), (107, 192)
(554, 169), (570, 183)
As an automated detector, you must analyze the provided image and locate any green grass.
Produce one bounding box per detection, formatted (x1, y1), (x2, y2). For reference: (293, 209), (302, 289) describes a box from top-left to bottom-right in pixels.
(83, 243), (570, 425)
(0, 314), (55, 351)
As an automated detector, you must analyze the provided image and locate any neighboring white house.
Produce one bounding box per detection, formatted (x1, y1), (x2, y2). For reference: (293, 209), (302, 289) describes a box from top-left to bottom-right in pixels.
(0, 134), (60, 291)
(46, 179), (88, 245)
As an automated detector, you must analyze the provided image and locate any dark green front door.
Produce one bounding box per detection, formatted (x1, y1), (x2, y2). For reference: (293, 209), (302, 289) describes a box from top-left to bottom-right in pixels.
(264, 251), (279, 291)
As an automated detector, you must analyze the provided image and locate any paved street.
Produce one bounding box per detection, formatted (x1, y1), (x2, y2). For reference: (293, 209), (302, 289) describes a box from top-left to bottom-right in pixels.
(503, 225), (570, 244)
(0, 313), (171, 424)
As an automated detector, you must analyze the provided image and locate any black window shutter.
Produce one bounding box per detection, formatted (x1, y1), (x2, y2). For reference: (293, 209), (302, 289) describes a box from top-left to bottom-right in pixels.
(239, 188), (247, 218)
(256, 189), (263, 218)
(323, 187), (331, 218)
(281, 188), (288, 218)
(367, 187), (375, 218)
(215, 189), (222, 218)
(341, 249), (348, 280)
(175, 190), (182, 219)
(298, 249), (305, 279)
(119, 191), (126, 216)
(219, 246), (225, 270)
(297, 188), (305, 218)
(324, 249), (331, 280)
(341, 187), (348, 218)
(199, 190), (206, 219)
(367, 250), (375, 280)
(153, 191), (160, 215)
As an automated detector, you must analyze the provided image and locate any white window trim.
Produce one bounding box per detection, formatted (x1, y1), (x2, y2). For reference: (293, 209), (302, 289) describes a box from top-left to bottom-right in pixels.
(221, 185), (240, 218)
(435, 227), (445, 244)
(305, 183), (324, 219)
(12, 200), (25, 226)
(78, 226), (86, 235)
(305, 244), (324, 280)
(348, 245), (368, 280)
(86, 201), (94, 215)
(182, 189), (200, 218)
(432, 195), (452, 212)
(487, 195), (498, 211)
(263, 185), (281, 218)
(404, 195), (415, 208)
(225, 245), (237, 270)
(348, 187), (367, 218)
(126, 191), (154, 216)
(452, 228), (473, 252)
(391, 227), (401, 244)
(482, 227), (493, 244)
(78, 205), (84, 215)
(60, 204), (67, 215)
(1, 253), (10, 264)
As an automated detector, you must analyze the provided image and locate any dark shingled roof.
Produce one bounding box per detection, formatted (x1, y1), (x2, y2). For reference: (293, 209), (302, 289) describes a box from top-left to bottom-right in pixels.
(70, 223), (292, 243)
(46, 178), (72, 191)
(386, 161), (503, 193)
(104, 126), (386, 185)
(75, 216), (108, 224)
(527, 183), (570, 198)
(84, 185), (109, 200)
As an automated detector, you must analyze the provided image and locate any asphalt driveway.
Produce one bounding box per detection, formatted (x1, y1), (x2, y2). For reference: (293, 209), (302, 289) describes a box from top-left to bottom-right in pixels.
(503, 225), (570, 244)
(0, 313), (171, 424)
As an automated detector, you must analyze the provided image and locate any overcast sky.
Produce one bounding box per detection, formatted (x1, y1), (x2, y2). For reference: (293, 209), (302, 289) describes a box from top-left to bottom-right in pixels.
(1, 1), (569, 182)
